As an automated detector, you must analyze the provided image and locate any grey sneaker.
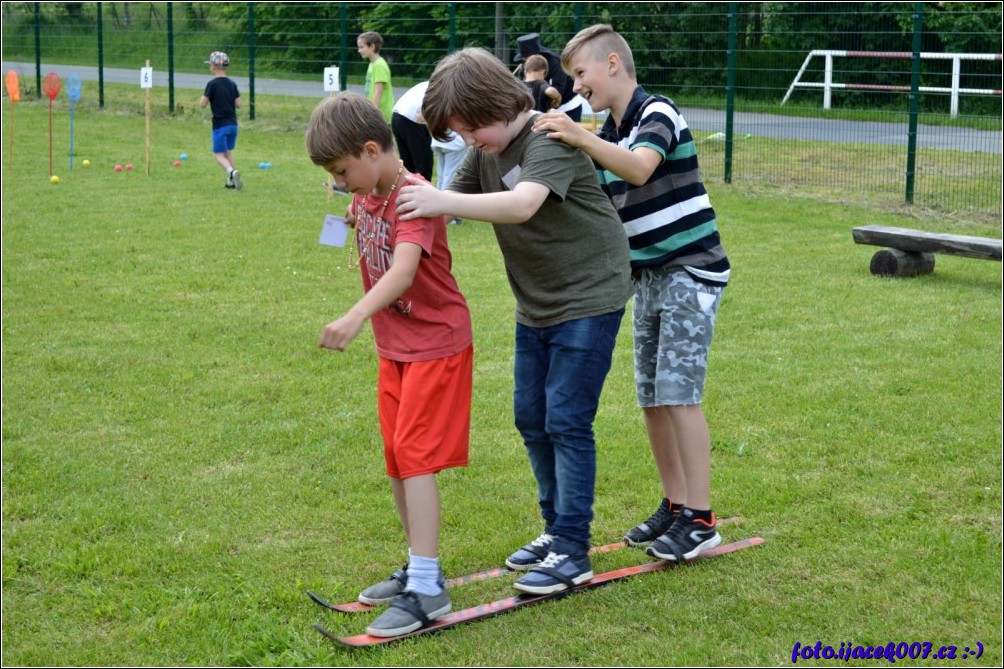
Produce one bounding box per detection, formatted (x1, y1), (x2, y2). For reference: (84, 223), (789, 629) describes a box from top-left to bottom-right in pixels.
(624, 498), (677, 546)
(358, 566), (408, 605)
(366, 589), (451, 637)
(505, 532), (554, 571)
(231, 169), (242, 190)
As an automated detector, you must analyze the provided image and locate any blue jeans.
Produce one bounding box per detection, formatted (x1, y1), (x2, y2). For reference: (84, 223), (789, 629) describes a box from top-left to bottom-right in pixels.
(513, 309), (624, 555)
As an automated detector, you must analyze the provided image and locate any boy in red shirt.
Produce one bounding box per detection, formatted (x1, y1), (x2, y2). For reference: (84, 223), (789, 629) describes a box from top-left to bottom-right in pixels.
(305, 93), (474, 637)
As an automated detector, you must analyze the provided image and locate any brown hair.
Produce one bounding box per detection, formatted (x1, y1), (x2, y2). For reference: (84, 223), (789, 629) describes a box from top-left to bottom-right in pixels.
(357, 31), (384, 53)
(524, 54), (549, 76)
(561, 24), (636, 79)
(422, 47), (533, 142)
(304, 93), (393, 166)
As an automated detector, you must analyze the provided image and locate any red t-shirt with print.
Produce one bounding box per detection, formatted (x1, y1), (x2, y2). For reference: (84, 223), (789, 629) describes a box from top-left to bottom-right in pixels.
(350, 177), (472, 362)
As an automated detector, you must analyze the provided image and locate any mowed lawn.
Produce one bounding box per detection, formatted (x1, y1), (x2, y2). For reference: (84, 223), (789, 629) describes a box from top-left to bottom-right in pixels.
(2, 86), (1001, 666)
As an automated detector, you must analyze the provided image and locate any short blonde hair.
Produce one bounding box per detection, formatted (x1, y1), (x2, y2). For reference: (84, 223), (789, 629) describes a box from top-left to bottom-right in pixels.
(422, 48), (533, 142)
(561, 24), (635, 79)
(305, 93), (393, 166)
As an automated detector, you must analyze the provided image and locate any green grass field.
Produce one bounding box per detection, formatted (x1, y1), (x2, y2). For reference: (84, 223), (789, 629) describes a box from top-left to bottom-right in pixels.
(2, 85), (1001, 666)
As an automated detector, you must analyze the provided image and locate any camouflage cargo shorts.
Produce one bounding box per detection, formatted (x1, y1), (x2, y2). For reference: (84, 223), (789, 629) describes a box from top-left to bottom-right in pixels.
(633, 266), (724, 407)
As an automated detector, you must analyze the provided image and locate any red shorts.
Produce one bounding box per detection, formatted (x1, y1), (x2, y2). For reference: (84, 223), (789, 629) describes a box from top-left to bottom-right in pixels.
(378, 345), (473, 479)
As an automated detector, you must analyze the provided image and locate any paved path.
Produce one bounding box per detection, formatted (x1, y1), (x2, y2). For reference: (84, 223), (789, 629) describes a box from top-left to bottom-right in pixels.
(4, 60), (999, 153)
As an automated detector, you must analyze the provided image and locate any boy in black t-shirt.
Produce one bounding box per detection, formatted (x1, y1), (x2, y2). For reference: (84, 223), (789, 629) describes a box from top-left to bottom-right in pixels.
(199, 51), (243, 190)
(523, 54), (561, 113)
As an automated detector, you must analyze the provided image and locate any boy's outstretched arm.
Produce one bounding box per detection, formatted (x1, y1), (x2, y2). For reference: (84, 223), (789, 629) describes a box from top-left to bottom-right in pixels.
(532, 110), (661, 187)
(318, 242), (422, 351)
(396, 176), (549, 225)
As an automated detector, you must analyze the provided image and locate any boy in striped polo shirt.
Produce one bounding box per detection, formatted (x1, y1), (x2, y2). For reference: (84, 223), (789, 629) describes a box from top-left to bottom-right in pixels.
(533, 24), (730, 562)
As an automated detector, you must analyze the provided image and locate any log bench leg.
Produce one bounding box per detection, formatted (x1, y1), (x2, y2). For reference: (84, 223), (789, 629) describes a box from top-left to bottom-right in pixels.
(869, 248), (936, 277)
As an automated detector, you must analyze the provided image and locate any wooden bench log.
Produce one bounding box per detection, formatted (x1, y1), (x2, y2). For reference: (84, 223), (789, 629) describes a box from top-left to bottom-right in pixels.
(852, 225), (1002, 277)
(869, 248), (936, 277)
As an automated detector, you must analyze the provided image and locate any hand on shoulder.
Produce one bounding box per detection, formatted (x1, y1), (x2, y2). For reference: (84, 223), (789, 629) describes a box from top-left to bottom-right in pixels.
(532, 111), (590, 148)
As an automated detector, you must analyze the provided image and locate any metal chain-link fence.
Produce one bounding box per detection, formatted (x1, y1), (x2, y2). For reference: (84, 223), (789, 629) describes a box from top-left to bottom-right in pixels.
(3, 2), (1001, 223)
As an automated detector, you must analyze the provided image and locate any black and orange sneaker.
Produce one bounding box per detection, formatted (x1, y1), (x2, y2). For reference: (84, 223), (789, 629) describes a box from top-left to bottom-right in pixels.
(646, 508), (721, 562)
(624, 498), (678, 546)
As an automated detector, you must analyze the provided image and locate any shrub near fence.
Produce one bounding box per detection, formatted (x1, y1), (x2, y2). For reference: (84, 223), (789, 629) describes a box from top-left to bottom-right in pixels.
(2, 1), (1001, 223)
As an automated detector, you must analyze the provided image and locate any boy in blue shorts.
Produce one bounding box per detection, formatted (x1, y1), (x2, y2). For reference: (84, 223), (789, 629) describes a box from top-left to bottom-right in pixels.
(396, 47), (633, 595)
(533, 24), (731, 562)
(199, 51), (242, 190)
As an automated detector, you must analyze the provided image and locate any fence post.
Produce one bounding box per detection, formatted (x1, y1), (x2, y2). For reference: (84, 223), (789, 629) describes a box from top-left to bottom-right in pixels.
(725, 2), (737, 184)
(167, 2), (175, 113)
(97, 1), (105, 108)
(905, 2), (923, 205)
(340, 3), (348, 92)
(449, 3), (456, 52)
(34, 2), (41, 99)
(247, 2), (256, 121)
(494, 2), (505, 63)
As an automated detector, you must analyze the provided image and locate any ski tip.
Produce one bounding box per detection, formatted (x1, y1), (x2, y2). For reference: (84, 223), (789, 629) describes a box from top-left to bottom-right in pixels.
(313, 622), (389, 647)
(307, 589), (348, 611)
(708, 536), (765, 556)
(312, 622), (340, 642)
(306, 590), (332, 608)
(308, 589), (373, 613)
(336, 633), (391, 647)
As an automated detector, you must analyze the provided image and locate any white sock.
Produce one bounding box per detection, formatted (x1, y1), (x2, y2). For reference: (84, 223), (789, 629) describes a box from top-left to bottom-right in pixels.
(405, 554), (442, 596)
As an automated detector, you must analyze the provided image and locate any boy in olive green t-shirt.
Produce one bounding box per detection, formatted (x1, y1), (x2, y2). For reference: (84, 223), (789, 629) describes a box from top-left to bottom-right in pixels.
(396, 47), (633, 601)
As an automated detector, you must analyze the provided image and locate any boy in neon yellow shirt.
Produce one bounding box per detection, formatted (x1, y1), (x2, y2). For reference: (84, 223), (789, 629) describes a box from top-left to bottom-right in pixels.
(357, 31), (394, 123)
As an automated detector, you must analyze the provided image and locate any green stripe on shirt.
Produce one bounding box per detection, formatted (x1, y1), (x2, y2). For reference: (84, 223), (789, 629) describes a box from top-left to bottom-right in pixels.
(631, 220), (719, 261)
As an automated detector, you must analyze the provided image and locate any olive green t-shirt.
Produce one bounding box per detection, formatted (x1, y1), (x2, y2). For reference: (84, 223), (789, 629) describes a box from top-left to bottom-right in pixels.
(450, 115), (632, 327)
